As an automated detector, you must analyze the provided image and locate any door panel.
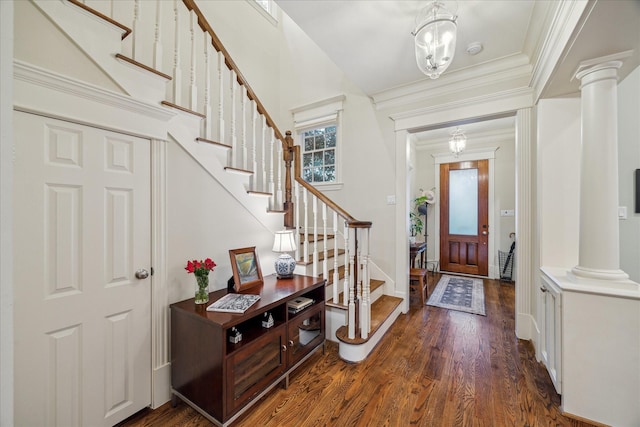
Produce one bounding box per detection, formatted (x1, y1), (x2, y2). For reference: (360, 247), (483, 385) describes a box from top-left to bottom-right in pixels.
(14, 112), (151, 426)
(440, 160), (489, 276)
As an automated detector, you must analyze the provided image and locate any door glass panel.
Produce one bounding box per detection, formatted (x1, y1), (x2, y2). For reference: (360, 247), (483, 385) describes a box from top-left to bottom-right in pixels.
(449, 168), (478, 235)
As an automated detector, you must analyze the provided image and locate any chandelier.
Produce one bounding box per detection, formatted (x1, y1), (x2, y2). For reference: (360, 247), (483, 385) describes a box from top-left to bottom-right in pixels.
(449, 127), (466, 156)
(412, 2), (458, 79)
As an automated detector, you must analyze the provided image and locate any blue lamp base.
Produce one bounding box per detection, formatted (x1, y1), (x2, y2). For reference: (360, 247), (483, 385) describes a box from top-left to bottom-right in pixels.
(275, 253), (296, 279)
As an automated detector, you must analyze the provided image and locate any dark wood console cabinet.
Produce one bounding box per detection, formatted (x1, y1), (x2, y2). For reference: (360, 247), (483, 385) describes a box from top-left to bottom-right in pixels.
(170, 274), (325, 426)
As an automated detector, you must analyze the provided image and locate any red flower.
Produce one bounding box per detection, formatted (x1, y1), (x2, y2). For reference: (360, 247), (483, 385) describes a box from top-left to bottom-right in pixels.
(185, 258), (216, 276)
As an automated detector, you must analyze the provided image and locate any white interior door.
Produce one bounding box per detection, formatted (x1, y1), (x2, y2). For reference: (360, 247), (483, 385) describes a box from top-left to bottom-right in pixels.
(13, 111), (151, 426)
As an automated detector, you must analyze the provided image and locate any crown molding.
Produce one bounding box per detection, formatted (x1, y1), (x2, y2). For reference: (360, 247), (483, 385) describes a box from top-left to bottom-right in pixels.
(415, 128), (515, 150)
(529, 0), (590, 101)
(372, 54), (532, 111)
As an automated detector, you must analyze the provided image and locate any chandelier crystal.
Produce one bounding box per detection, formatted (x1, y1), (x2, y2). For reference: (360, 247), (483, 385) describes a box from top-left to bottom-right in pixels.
(413, 2), (458, 79)
(449, 127), (466, 156)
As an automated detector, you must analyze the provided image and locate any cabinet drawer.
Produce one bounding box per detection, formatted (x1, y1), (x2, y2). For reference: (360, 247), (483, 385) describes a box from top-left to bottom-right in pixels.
(225, 326), (286, 416)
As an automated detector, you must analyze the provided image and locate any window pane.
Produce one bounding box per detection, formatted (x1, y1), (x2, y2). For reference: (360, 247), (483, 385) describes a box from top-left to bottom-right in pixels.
(324, 149), (335, 165)
(314, 134), (325, 150)
(313, 152), (323, 166)
(325, 132), (336, 148)
(303, 153), (312, 167)
(326, 126), (336, 133)
(303, 168), (312, 182)
(313, 167), (323, 182)
(449, 168), (478, 235)
(304, 137), (314, 151)
(324, 166), (335, 181)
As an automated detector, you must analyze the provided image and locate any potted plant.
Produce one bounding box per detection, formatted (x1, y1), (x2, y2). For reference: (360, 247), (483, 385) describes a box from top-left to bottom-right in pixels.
(410, 212), (424, 243)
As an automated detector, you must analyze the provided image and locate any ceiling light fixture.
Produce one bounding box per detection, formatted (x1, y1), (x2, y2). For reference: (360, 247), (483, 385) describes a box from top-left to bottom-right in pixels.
(449, 127), (466, 157)
(412, 1), (458, 79)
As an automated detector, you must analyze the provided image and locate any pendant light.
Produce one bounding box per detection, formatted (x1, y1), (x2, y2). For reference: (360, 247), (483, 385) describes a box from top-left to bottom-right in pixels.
(412, 2), (458, 79)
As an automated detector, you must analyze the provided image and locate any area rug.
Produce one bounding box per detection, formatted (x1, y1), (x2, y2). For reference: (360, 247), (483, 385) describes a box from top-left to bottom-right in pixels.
(427, 275), (486, 316)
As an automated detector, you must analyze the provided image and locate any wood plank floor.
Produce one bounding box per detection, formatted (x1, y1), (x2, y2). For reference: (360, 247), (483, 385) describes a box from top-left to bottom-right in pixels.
(120, 274), (595, 427)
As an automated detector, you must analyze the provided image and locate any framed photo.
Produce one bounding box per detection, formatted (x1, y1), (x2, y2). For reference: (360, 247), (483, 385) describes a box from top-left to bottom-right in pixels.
(229, 247), (263, 292)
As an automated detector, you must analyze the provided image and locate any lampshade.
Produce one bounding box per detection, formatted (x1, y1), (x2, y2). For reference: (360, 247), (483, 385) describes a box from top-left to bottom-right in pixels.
(413, 2), (458, 79)
(272, 230), (296, 253)
(273, 230), (296, 279)
(449, 127), (466, 157)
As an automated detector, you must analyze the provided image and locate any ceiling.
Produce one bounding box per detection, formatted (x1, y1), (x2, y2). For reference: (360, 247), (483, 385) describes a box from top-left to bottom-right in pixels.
(276, 0), (639, 144)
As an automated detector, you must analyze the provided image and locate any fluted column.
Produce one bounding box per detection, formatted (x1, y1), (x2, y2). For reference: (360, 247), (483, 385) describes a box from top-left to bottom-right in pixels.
(572, 60), (628, 280)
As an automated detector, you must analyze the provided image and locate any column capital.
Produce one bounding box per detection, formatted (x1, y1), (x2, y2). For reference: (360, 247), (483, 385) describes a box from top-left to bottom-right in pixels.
(573, 50), (632, 82)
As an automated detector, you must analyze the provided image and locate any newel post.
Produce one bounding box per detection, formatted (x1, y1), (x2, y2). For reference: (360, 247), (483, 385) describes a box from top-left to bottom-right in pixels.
(283, 131), (295, 228)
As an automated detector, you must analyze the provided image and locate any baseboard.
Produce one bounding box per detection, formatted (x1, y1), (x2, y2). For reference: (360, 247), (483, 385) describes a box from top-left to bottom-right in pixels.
(516, 311), (535, 341)
(151, 363), (171, 409)
(562, 411), (611, 427)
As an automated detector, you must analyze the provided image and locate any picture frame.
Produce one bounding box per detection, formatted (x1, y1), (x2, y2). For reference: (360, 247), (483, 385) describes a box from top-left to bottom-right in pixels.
(229, 246), (263, 292)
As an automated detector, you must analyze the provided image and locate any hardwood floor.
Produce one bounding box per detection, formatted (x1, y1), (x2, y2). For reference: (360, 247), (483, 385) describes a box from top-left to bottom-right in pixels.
(121, 274), (595, 427)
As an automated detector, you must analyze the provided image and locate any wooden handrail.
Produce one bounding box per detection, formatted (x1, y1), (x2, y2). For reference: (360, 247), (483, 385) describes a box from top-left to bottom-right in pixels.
(182, 0), (284, 143)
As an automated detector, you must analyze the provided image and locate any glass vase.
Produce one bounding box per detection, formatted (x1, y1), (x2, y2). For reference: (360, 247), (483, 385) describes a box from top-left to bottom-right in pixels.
(195, 273), (209, 304)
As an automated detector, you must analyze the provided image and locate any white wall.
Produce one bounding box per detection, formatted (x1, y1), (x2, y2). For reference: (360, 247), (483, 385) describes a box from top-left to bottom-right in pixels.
(618, 65), (640, 282)
(0, 0), (13, 424)
(537, 98), (581, 269)
(166, 139), (278, 304)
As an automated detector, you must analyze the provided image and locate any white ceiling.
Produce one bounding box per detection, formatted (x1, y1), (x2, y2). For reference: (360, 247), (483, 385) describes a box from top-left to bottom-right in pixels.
(276, 0), (640, 144)
(276, 0), (546, 97)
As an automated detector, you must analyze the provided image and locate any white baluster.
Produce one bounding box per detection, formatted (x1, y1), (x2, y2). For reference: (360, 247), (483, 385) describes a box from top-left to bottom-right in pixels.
(217, 51), (225, 145)
(312, 196), (318, 278)
(230, 70), (237, 167)
(132, 0), (140, 60)
(343, 221), (349, 306)
(189, 10), (197, 112)
(303, 188), (309, 263)
(348, 227), (356, 339)
(172, 0), (181, 105)
(241, 86), (247, 170)
(332, 212), (339, 304)
(360, 229), (370, 339)
(261, 116), (267, 193)
(322, 203), (328, 282)
(204, 32), (212, 140)
(153, 0), (163, 69)
(294, 180), (300, 261)
(251, 101), (257, 178)
(276, 140), (283, 209)
(269, 132), (275, 209)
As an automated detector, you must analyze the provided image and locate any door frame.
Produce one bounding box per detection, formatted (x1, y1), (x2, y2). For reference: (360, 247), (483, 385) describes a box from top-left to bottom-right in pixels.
(433, 148), (498, 278)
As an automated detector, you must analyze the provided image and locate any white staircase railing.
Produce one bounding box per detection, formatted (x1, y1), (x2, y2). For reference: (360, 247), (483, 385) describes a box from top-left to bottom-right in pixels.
(68, 0), (374, 340)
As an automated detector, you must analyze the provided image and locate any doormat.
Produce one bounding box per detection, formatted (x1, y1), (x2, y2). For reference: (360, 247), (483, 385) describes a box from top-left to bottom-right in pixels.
(427, 275), (486, 316)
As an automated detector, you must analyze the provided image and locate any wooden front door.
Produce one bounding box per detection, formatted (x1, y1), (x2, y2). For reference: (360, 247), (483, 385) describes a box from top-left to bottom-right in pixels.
(13, 112), (152, 426)
(439, 160), (489, 276)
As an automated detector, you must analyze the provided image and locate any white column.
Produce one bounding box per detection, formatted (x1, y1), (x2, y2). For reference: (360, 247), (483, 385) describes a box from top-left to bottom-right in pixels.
(572, 60), (628, 281)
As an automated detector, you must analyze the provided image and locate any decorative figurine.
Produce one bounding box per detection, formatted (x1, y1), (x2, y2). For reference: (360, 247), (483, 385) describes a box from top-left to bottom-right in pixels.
(262, 312), (274, 328)
(229, 326), (242, 344)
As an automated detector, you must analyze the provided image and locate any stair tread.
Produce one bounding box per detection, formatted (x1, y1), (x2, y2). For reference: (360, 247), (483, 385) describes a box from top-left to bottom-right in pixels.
(296, 249), (346, 265)
(299, 233), (335, 243)
(115, 54), (172, 80)
(325, 279), (385, 309)
(335, 295), (403, 345)
(196, 137), (232, 149)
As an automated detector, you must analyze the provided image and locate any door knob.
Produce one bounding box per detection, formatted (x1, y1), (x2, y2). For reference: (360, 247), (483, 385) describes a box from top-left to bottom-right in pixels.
(135, 269), (149, 279)
(482, 231), (488, 235)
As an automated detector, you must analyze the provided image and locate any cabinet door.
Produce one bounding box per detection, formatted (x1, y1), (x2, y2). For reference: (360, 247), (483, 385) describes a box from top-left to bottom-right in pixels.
(287, 304), (325, 367)
(540, 275), (561, 393)
(225, 326), (286, 416)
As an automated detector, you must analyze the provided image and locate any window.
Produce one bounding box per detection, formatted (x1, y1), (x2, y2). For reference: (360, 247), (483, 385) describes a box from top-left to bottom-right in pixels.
(301, 125), (337, 184)
(250, 0), (278, 23)
(292, 95), (345, 190)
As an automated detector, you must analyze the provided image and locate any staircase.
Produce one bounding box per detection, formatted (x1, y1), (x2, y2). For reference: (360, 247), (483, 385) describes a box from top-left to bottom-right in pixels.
(31, 0), (402, 362)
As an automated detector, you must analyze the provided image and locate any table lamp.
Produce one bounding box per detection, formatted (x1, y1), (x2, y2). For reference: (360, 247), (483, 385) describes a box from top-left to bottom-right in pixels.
(272, 230), (297, 279)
